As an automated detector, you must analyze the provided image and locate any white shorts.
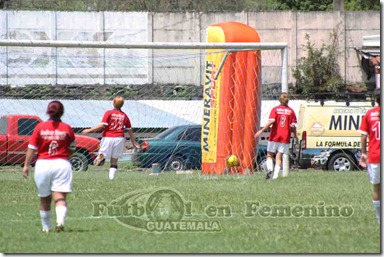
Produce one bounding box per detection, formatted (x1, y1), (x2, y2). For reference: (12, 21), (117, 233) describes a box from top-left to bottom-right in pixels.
(267, 141), (290, 155)
(34, 159), (73, 197)
(99, 137), (125, 159)
(367, 163), (380, 184)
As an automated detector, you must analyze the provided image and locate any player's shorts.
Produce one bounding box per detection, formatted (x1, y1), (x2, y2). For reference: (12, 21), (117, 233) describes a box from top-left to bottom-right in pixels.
(99, 137), (125, 159)
(367, 163), (380, 184)
(267, 141), (290, 155)
(34, 159), (73, 197)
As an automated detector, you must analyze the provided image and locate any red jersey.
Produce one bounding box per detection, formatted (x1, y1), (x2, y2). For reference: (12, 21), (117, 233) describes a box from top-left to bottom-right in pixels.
(268, 104), (297, 144)
(28, 120), (76, 160)
(101, 109), (132, 137)
(358, 106), (380, 164)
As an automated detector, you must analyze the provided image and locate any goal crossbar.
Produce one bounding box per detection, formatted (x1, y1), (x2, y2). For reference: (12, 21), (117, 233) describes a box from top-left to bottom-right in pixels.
(0, 39), (289, 91)
(0, 39), (287, 50)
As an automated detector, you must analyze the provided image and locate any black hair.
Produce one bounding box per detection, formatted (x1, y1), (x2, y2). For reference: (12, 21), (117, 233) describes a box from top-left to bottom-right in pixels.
(374, 88), (380, 106)
(46, 100), (64, 118)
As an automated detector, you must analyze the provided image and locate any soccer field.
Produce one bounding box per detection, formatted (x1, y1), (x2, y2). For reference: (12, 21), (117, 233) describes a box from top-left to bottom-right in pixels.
(0, 165), (380, 254)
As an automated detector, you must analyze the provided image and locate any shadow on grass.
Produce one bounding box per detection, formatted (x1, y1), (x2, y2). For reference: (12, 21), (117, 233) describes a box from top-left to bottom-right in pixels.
(65, 228), (95, 233)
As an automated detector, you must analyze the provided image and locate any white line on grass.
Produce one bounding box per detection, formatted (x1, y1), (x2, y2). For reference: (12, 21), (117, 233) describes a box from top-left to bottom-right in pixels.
(0, 213), (229, 223)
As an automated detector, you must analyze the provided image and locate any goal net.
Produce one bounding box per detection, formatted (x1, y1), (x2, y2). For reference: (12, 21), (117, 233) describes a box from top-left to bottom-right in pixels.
(0, 40), (288, 173)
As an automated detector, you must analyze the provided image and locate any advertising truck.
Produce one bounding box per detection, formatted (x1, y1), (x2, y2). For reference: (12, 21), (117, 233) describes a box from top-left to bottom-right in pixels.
(296, 101), (374, 171)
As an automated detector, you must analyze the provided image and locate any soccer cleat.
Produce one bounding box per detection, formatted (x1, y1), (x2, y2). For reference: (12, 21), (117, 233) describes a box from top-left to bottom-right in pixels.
(265, 171), (272, 180)
(42, 228), (50, 233)
(93, 153), (105, 166)
(55, 224), (64, 232)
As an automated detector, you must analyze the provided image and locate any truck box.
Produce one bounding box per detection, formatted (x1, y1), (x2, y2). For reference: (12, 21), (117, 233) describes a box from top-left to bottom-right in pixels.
(296, 101), (374, 171)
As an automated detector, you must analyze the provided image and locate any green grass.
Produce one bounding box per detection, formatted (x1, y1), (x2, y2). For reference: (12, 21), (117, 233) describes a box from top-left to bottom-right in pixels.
(0, 164), (380, 254)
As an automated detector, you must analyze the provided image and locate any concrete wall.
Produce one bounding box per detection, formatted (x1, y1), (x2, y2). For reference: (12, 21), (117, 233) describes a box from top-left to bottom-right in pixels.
(0, 11), (379, 87)
(0, 11), (150, 86)
(152, 11), (380, 86)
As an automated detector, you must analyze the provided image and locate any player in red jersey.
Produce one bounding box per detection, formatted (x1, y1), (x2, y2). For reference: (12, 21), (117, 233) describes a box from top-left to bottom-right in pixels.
(82, 96), (140, 180)
(23, 100), (75, 233)
(255, 92), (298, 180)
(358, 88), (381, 223)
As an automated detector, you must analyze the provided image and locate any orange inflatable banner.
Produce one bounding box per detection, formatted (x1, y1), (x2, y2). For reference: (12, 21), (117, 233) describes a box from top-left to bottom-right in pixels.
(202, 22), (261, 175)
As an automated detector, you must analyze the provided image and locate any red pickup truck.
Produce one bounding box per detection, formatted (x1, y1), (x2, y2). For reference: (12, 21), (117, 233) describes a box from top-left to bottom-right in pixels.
(0, 114), (100, 171)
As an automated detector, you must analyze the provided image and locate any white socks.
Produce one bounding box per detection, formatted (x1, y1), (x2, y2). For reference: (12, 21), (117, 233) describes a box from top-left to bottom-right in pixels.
(56, 205), (67, 226)
(372, 200), (380, 223)
(282, 154), (289, 177)
(266, 158), (274, 172)
(272, 165), (281, 180)
(40, 206), (67, 230)
(109, 167), (117, 180)
(40, 210), (51, 230)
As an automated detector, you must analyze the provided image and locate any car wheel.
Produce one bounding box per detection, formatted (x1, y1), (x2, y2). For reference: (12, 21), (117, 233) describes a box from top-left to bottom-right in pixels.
(327, 153), (356, 172)
(70, 152), (89, 172)
(166, 156), (186, 171)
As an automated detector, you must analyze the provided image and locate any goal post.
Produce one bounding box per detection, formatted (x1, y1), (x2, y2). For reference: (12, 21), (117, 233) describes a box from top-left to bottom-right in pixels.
(0, 39), (289, 173)
(0, 39), (288, 89)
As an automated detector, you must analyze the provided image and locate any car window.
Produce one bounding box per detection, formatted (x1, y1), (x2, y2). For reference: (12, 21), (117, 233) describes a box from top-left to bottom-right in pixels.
(184, 128), (201, 141)
(18, 118), (39, 136)
(176, 129), (187, 141)
(176, 127), (201, 141)
(0, 117), (8, 135)
(155, 126), (201, 141)
(154, 127), (179, 139)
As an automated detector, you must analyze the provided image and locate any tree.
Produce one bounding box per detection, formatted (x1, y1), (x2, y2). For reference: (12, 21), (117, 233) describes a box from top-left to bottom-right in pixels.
(274, 0), (379, 11)
(333, 0), (344, 11)
(292, 28), (345, 98)
(0, 0), (10, 9)
(1, 0), (380, 11)
(344, 0), (380, 11)
(274, 0), (333, 11)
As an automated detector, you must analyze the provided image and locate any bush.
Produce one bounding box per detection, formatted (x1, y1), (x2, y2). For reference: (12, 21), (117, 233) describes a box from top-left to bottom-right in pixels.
(292, 28), (344, 99)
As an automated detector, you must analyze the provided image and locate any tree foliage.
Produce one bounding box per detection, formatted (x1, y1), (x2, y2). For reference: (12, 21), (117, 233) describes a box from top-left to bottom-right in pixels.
(2, 0), (381, 11)
(272, 0), (379, 11)
(275, 0), (333, 11)
(344, 0), (380, 11)
(292, 28), (345, 98)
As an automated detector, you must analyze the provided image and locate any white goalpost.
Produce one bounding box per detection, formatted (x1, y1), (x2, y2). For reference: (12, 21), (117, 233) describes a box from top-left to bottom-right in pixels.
(0, 40), (288, 90)
(0, 40), (289, 172)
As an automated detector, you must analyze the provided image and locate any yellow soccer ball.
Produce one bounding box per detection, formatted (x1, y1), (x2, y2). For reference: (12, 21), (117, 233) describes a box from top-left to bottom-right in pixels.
(226, 155), (239, 167)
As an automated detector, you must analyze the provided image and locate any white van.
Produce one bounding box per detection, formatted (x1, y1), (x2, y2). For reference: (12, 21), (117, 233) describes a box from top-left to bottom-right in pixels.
(296, 101), (374, 171)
